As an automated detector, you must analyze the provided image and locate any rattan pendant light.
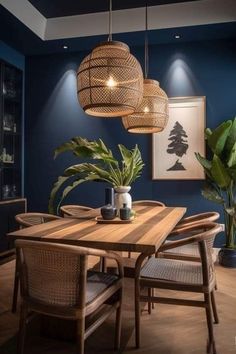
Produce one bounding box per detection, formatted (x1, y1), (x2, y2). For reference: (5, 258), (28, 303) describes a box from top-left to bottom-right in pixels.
(77, 0), (143, 117)
(122, 5), (169, 133)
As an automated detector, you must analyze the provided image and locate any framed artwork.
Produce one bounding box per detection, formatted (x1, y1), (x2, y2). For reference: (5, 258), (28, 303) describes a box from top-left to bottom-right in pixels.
(152, 96), (206, 180)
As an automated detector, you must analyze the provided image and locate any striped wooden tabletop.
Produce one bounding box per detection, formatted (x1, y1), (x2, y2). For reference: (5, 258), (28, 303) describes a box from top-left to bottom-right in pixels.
(8, 205), (186, 254)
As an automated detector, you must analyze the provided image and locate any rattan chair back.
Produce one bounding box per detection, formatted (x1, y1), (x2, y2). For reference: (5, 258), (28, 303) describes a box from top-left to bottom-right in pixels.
(15, 212), (60, 228)
(176, 211), (220, 229)
(60, 204), (93, 217)
(16, 240), (90, 307)
(160, 222), (222, 286)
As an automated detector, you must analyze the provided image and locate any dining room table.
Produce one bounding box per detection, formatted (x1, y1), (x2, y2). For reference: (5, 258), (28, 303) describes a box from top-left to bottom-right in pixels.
(8, 204), (186, 266)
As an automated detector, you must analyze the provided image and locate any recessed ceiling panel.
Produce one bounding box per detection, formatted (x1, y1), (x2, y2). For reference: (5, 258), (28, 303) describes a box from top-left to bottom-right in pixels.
(29, 0), (200, 18)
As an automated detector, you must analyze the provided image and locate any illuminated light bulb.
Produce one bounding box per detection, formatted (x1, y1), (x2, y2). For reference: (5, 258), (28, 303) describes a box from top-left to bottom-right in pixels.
(144, 106), (149, 113)
(106, 76), (117, 88)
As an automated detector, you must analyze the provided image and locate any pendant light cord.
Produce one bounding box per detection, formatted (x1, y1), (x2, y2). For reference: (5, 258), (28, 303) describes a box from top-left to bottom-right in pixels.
(108, 0), (112, 41)
(144, 4), (149, 79)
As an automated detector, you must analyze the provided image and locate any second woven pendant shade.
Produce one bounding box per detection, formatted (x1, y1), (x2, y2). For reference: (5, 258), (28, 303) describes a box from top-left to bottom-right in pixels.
(122, 79), (169, 133)
(77, 41), (143, 117)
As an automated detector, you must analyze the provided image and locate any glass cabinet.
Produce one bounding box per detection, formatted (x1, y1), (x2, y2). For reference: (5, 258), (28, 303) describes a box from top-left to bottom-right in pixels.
(0, 60), (22, 200)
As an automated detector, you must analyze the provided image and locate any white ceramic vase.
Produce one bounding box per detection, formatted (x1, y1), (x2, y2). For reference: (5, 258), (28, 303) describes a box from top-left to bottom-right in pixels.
(114, 186), (132, 214)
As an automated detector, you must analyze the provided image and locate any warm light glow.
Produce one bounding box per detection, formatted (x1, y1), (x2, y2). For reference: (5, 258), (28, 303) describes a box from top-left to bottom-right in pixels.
(144, 106), (149, 113)
(106, 76), (117, 88)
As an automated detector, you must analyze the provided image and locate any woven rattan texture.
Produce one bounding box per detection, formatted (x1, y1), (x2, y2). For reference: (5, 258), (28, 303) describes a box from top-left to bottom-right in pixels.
(122, 80), (169, 133)
(60, 205), (92, 217)
(15, 213), (60, 228)
(23, 248), (81, 306)
(164, 242), (200, 257)
(141, 257), (204, 284)
(77, 41), (143, 117)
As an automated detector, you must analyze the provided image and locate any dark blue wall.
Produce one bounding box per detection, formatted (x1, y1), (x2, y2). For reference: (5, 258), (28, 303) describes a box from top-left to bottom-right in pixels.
(0, 40), (25, 70)
(25, 38), (236, 246)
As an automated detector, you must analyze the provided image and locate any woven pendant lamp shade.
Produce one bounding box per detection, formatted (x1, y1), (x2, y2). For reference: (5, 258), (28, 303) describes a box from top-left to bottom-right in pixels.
(77, 41), (143, 117)
(122, 79), (169, 133)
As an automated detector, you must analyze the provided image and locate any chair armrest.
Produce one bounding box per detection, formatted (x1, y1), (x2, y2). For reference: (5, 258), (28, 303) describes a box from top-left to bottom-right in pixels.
(159, 223), (223, 252)
(168, 222), (208, 237)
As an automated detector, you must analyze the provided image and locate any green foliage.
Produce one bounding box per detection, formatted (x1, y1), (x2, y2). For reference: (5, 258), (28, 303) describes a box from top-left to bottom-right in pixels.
(196, 117), (236, 248)
(49, 138), (144, 215)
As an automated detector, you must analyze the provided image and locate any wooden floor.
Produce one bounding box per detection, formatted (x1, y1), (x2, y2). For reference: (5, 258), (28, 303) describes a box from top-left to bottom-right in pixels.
(0, 258), (236, 354)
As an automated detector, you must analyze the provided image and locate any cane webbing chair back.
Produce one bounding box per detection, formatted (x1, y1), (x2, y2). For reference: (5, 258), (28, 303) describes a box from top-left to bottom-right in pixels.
(15, 213), (60, 228)
(176, 211), (220, 230)
(161, 212), (220, 262)
(60, 205), (93, 217)
(19, 243), (84, 307)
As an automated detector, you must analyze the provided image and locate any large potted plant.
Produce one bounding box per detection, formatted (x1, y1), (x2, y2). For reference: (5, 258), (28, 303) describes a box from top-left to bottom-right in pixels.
(195, 117), (236, 267)
(49, 137), (144, 215)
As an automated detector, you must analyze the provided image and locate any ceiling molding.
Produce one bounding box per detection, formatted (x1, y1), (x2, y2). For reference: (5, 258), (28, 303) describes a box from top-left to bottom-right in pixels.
(0, 0), (46, 39)
(1, 0), (236, 41)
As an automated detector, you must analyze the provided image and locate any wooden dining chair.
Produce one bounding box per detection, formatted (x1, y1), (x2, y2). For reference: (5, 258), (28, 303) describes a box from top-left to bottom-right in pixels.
(12, 212), (61, 313)
(158, 212), (220, 261)
(60, 204), (93, 217)
(15, 212), (61, 227)
(135, 222), (222, 354)
(15, 240), (123, 354)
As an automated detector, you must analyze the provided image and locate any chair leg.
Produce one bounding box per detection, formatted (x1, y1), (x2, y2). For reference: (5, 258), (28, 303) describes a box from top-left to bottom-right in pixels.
(114, 289), (123, 350)
(148, 288), (152, 314)
(17, 304), (27, 354)
(135, 278), (141, 348)
(151, 288), (155, 310)
(210, 291), (219, 324)
(204, 293), (216, 354)
(12, 259), (19, 313)
(76, 317), (85, 354)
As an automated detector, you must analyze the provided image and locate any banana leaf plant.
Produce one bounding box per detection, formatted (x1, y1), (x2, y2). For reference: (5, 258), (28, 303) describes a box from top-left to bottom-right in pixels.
(195, 117), (236, 249)
(48, 137), (144, 215)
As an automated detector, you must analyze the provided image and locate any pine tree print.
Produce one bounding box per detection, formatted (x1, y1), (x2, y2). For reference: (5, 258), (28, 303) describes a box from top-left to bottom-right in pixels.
(166, 121), (189, 171)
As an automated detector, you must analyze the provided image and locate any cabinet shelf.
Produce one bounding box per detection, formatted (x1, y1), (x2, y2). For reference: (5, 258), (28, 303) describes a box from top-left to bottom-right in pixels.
(3, 130), (20, 136)
(0, 61), (23, 257)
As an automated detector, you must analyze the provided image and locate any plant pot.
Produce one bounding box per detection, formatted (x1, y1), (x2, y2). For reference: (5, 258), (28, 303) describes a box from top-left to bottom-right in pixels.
(218, 248), (236, 268)
(114, 186), (132, 214)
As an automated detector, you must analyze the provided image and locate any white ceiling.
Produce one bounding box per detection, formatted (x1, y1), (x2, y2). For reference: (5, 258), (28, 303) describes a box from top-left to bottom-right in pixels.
(1, 0), (236, 41)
